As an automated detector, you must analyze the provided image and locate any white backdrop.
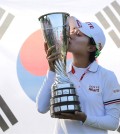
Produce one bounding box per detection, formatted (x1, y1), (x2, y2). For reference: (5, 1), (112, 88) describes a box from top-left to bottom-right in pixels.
(0, 0), (120, 134)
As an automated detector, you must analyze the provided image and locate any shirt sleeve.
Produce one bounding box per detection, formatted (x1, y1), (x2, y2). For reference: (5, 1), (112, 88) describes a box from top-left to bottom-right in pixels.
(83, 71), (120, 131)
(36, 70), (56, 113)
(102, 71), (120, 106)
(83, 103), (120, 131)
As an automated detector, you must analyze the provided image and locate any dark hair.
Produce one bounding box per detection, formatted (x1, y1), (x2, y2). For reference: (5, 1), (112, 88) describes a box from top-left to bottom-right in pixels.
(89, 37), (97, 62)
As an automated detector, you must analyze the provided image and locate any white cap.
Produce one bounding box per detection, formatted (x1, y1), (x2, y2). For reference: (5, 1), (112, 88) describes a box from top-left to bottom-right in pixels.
(68, 16), (106, 57)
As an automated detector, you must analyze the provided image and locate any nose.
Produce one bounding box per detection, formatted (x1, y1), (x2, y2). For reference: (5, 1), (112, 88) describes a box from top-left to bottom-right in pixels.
(69, 28), (76, 39)
(70, 33), (74, 40)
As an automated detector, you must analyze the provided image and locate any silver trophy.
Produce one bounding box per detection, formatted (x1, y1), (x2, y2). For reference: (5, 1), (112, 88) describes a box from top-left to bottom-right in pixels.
(38, 12), (81, 118)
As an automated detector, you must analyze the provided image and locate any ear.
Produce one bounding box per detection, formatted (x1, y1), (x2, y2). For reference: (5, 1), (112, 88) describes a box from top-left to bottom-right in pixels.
(88, 45), (96, 52)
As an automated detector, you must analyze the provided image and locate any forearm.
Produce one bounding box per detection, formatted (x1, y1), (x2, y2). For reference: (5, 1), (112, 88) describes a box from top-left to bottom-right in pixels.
(84, 114), (119, 131)
(36, 70), (55, 113)
(83, 105), (120, 131)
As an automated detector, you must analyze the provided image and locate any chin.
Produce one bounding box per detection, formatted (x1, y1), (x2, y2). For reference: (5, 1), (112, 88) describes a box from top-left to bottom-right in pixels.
(67, 44), (72, 51)
(67, 46), (76, 53)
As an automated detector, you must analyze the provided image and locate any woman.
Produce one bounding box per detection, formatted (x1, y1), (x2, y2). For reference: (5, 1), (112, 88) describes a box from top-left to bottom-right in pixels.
(36, 16), (120, 134)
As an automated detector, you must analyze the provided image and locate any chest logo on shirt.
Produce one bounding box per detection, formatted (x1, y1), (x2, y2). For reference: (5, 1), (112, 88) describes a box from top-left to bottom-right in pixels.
(88, 85), (100, 92)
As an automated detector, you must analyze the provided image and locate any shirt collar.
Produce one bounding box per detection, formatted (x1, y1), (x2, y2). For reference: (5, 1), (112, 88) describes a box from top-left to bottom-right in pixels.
(88, 60), (99, 72)
(66, 60), (99, 73)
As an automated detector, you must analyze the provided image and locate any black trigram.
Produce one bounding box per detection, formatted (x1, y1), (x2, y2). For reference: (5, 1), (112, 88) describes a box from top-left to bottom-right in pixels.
(95, 0), (120, 48)
(0, 95), (18, 132)
(0, 7), (14, 40)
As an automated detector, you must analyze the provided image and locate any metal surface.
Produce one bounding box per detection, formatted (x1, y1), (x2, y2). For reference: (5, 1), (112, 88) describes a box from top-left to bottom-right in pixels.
(39, 12), (71, 84)
(50, 104), (80, 114)
(51, 88), (76, 97)
(50, 95), (79, 105)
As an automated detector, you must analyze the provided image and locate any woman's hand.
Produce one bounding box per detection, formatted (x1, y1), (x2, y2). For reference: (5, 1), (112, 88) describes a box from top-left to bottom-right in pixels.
(44, 42), (61, 72)
(55, 111), (87, 123)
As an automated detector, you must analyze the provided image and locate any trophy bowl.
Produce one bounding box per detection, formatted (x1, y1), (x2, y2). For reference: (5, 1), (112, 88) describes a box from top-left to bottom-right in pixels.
(38, 12), (81, 118)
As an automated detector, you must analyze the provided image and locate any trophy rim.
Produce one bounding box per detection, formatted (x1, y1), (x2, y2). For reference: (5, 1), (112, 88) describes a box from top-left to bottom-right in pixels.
(38, 12), (70, 21)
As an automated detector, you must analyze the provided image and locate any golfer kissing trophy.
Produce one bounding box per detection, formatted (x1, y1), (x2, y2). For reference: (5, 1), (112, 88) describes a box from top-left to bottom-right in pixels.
(38, 12), (81, 118)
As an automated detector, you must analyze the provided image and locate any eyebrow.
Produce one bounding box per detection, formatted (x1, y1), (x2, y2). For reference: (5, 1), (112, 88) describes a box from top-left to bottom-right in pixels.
(71, 28), (87, 37)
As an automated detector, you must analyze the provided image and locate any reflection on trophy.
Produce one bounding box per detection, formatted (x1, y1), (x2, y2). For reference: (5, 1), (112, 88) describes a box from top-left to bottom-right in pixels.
(38, 12), (81, 118)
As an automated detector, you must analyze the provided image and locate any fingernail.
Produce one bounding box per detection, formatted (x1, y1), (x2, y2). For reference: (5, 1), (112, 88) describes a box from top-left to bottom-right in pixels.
(75, 111), (78, 114)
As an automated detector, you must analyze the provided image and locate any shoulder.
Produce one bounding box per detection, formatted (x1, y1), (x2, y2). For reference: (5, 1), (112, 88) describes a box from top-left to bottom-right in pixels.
(98, 64), (120, 91)
(98, 66), (120, 103)
(98, 64), (116, 80)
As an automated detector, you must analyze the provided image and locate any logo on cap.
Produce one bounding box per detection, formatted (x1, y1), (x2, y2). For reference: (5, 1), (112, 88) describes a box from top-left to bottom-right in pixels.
(76, 20), (82, 28)
(86, 22), (94, 29)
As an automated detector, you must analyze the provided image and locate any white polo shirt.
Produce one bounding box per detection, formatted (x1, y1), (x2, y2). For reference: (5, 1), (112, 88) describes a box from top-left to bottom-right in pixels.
(36, 60), (120, 134)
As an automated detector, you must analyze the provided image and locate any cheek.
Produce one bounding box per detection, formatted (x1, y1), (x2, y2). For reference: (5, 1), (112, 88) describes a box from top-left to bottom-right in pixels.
(79, 38), (89, 46)
(69, 43), (84, 54)
(70, 39), (80, 48)
(74, 39), (88, 50)
(74, 36), (89, 45)
(68, 37), (89, 53)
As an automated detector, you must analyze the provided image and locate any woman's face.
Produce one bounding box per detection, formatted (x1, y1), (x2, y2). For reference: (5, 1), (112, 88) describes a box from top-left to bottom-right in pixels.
(68, 28), (90, 57)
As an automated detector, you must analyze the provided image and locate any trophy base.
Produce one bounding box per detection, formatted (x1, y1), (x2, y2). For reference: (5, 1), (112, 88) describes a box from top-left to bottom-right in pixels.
(51, 87), (76, 97)
(50, 103), (81, 118)
(50, 83), (81, 118)
(50, 94), (80, 105)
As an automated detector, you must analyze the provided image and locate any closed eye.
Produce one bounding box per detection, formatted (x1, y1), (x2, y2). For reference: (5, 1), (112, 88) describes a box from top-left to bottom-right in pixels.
(76, 33), (82, 36)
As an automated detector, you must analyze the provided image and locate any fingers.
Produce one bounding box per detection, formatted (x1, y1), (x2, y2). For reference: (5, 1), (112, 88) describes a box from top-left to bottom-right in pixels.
(56, 114), (77, 120)
(44, 42), (62, 71)
(54, 111), (85, 121)
(47, 55), (60, 62)
(44, 42), (48, 54)
(61, 113), (74, 118)
(44, 42), (56, 56)
(45, 43), (61, 60)
(54, 114), (69, 119)
(47, 52), (61, 63)
(56, 113), (74, 118)
(47, 51), (61, 59)
(75, 111), (84, 115)
(44, 43), (61, 71)
(48, 51), (61, 58)
(47, 45), (56, 57)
